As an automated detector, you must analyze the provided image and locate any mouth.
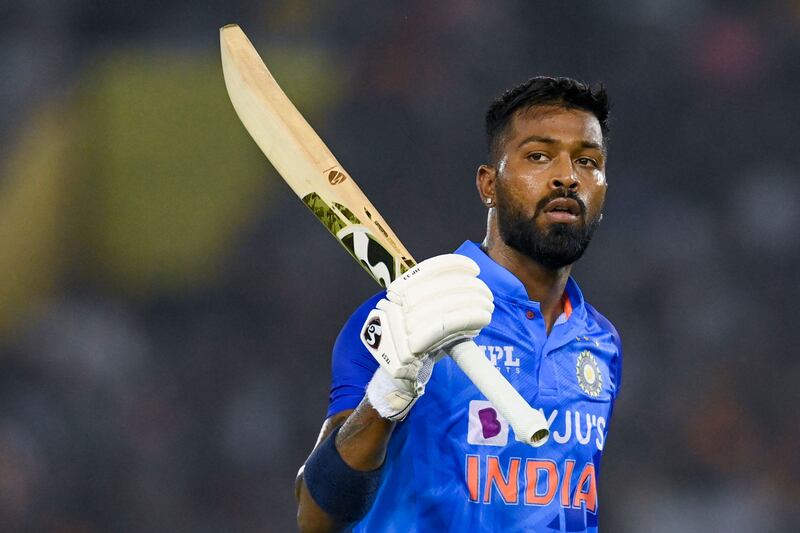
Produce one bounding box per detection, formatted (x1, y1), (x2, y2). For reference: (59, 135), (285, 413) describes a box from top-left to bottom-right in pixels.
(541, 197), (582, 223)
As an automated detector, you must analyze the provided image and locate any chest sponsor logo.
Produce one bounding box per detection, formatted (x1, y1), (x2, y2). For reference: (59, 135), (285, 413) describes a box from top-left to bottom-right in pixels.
(467, 400), (509, 446)
(543, 408), (607, 451)
(576, 350), (603, 397)
(479, 344), (520, 374)
(467, 403), (607, 451)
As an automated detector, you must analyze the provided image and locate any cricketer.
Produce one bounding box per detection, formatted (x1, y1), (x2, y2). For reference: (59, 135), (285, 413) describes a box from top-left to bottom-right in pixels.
(295, 77), (622, 533)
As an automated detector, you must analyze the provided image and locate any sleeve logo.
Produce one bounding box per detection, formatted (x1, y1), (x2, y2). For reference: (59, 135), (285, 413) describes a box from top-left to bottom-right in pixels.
(576, 351), (602, 397)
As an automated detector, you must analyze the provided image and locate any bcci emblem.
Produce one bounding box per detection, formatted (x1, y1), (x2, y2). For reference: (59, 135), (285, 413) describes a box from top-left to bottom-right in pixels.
(576, 350), (602, 397)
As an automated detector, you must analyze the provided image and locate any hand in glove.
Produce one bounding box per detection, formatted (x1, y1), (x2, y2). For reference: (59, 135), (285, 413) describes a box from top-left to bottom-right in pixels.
(360, 254), (494, 420)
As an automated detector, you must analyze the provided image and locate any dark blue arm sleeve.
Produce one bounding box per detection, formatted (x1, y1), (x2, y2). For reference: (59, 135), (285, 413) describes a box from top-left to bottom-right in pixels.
(326, 291), (385, 418)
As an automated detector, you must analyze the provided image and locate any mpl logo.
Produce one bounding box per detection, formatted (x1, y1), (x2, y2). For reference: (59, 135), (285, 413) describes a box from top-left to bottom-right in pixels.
(467, 400), (509, 446)
(479, 345), (520, 374)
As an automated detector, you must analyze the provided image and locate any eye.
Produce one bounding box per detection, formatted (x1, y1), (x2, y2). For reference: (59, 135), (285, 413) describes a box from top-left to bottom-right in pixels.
(527, 152), (550, 162)
(576, 156), (598, 168)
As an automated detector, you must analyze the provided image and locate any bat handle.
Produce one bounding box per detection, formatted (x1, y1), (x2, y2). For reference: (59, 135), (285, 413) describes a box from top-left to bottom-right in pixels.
(449, 340), (550, 447)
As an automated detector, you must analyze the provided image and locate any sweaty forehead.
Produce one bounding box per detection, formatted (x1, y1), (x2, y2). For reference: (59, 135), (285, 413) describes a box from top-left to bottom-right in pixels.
(508, 104), (604, 148)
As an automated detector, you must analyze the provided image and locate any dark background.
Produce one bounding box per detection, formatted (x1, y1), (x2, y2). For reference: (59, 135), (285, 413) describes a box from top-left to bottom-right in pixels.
(0, 1), (798, 531)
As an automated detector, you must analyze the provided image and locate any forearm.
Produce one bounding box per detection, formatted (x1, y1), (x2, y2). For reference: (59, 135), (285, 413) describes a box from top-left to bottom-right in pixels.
(296, 399), (395, 532)
(336, 398), (396, 470)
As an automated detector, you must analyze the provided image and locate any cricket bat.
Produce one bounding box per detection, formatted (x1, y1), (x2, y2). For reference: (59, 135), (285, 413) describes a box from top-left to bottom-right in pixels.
(220, 24), (549, 446)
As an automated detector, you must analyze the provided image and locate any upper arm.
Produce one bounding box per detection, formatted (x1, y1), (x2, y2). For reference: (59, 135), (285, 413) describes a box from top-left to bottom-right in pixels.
(327, 292), (384, 417)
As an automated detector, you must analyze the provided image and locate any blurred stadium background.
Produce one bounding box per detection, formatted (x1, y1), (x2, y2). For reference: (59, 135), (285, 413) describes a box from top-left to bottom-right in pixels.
(1, 1), (798, 531)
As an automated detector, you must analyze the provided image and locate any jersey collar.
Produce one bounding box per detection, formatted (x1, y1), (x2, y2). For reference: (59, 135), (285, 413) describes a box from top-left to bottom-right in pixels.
(454, 240), (586, 322)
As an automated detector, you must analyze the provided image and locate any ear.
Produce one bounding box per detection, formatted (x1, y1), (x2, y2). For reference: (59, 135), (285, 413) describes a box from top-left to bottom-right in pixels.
(476, 164), (496, 206)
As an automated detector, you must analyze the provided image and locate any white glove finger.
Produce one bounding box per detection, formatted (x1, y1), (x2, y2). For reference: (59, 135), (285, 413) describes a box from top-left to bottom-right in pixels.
(442, 308), (494, 334)
(394, 272), (488, 301)
(405, 287), (495, 315)
(387, 254), (479, 297)
(378, 299), (416, 364)
(404, 294), (494, 333)
(390, 277), (494, 309)
(407, 309), (494, 354)
(375, 297), (393, 312)
(396, 276), (493, 310)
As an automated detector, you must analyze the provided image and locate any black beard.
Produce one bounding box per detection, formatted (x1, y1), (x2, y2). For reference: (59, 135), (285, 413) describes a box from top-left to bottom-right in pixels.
(495, 189), (600, 270)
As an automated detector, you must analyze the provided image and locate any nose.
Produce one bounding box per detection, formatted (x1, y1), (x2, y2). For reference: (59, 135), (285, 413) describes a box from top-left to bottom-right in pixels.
(548, 157), (579, 192)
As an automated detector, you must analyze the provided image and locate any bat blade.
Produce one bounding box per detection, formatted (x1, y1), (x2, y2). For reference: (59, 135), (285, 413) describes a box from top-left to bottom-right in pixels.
(220, 23), (413, 287)
(219, 24), (549, 446)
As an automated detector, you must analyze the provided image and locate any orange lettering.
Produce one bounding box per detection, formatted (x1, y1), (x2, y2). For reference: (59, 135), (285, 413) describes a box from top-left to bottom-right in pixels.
(483, 456), (520, 504)
(561, 459), (575, 507)
(466, 455), (480, 502)
(524, 459), (558, 506)
(572, 463), (597, 512)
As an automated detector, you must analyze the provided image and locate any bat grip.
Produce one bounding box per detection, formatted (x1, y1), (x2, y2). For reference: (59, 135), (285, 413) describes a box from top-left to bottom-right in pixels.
(449, 340), (550, 447)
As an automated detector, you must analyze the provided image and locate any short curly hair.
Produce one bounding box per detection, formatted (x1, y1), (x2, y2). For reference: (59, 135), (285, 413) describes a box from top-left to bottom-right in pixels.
(485, 76), (610, 164)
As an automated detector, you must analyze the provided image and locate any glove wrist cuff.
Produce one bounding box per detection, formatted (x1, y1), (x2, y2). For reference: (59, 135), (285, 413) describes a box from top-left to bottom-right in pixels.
(366, 368), (418, 421)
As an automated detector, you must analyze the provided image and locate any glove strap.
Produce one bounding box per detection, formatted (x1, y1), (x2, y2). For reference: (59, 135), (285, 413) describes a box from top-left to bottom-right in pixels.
(366, 368), (419, 421)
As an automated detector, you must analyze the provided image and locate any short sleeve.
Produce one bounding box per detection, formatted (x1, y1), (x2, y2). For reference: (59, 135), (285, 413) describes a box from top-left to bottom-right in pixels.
(326, 291), (385, 418)
(609, 325), (622, 396)
(585, 303), (623, 398)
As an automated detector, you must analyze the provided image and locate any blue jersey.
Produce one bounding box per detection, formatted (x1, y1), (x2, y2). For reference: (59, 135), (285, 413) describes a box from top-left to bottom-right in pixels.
(328, 241), (622, 532)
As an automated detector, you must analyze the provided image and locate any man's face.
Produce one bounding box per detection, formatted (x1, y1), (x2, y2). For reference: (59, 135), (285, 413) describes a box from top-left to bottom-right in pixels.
(491, 105), (607, 269)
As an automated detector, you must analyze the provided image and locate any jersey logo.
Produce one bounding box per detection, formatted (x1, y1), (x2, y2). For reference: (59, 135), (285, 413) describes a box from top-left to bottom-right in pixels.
(576, 350), (602, 397)
(478, 344), (520, 374)
(467, 400), (509, 446)
(363, 317), (382, 349)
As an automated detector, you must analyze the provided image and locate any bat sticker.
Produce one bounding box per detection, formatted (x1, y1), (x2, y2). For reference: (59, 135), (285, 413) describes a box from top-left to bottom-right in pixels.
(302, 192), (397, 286)
(339, 227), (396, 287)
(302, 192), (357, 233)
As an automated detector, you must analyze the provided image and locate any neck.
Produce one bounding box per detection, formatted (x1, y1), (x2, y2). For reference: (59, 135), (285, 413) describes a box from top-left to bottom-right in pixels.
(482, 226), (571, 333)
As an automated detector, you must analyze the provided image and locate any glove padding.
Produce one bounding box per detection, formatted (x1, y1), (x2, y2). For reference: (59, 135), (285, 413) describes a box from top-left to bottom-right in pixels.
(361, 254), (494, 420)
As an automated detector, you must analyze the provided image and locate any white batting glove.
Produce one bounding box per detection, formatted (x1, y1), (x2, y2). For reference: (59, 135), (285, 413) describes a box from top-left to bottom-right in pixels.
(360, 254), (494, 420)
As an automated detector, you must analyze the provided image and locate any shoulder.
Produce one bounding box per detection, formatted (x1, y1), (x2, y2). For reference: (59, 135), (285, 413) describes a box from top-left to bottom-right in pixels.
(584, 302), (622, 352)
(583, 302), (623, 394)
(334, 291), (386, 349)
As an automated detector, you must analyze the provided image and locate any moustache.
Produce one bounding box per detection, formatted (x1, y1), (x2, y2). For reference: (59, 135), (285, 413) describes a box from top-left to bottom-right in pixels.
(533, 190), (587, 218)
